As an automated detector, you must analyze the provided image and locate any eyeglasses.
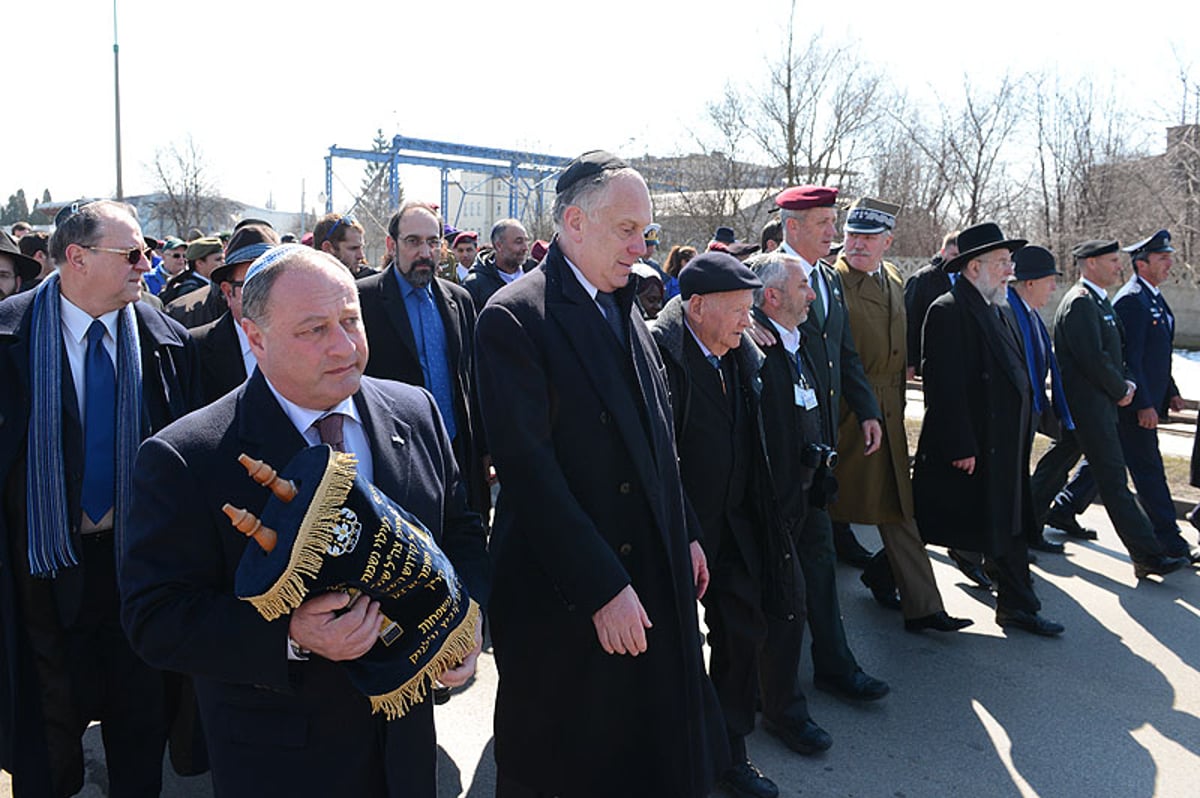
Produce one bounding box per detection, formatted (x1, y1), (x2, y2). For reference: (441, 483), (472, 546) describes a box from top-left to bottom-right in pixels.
(167, 251), (186, 258)
(87, 245), (149, 265)
(399, 235), (442, 250)
(322, 214), (357, 244)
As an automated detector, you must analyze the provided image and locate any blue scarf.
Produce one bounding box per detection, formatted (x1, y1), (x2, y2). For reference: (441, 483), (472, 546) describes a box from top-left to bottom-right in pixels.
(1007, 287), (1074, 431)
(25, 274), (143, 577)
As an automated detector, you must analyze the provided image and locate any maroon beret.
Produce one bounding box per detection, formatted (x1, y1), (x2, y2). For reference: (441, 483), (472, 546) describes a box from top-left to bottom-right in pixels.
(775, 185), (838, 211)
(451, 231), (478, 248)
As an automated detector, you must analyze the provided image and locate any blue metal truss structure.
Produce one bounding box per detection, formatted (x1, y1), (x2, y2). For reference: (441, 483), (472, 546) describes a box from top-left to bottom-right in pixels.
(325, 135), (573, 226)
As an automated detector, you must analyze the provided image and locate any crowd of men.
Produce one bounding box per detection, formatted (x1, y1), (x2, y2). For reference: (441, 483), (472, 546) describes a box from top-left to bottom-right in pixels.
(0, 150), (1197, 798)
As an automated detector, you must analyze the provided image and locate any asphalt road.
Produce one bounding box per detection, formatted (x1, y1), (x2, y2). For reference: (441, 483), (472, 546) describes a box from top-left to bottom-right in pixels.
(4, 509), (1198, 798)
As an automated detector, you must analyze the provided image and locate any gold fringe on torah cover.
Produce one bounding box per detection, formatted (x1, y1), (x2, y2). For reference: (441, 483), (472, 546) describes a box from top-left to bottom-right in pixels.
(230, 444), (480, 719)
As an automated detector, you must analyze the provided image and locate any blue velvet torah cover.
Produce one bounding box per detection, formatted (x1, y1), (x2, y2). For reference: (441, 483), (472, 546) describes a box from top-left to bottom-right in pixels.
(233, 445), (480, 718)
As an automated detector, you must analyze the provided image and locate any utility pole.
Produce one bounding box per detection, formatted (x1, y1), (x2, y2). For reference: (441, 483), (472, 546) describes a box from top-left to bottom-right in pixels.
(113, 0), (124, 200)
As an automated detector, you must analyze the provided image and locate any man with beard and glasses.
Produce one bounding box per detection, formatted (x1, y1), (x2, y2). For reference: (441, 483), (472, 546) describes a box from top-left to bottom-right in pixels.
(913, 222), (1064, 637)
(358, 203), (492, 530)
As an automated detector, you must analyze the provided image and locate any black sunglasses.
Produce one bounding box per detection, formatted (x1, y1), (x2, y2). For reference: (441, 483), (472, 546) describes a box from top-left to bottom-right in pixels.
(87, 245), (149, 265)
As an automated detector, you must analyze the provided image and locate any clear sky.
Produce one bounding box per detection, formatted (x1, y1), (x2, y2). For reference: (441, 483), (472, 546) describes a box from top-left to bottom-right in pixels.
(4, 0), (1195, 219)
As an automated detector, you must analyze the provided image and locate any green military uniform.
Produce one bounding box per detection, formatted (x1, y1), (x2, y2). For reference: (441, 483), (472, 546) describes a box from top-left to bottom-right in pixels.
(1046, 280), (1163, 562)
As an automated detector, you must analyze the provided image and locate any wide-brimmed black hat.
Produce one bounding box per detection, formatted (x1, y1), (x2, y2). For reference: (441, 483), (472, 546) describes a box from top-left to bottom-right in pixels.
(0, 231), (40, 282)
(1012, 245), (1061, 281)
(943, 222), (1027, 273)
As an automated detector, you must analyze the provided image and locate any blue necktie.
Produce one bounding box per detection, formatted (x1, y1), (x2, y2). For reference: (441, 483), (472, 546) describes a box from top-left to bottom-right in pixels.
(596, 292), (627, 347)
(82, 320), (116, 522)
(416, 290), (456, 440)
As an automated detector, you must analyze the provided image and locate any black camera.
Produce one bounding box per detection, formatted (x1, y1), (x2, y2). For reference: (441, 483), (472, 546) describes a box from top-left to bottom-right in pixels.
(801, 443), (838, 471)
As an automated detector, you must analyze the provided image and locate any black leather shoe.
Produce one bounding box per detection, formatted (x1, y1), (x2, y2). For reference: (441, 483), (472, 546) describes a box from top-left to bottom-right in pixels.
(1029, 535), (1065, 554)
(1045, 507), (1098, 540)
(834, 523), (875, 569)
(814, 668), (889, 702)
(1133, 555), (1190, 579)
(948, 550), (993, 589)
(719, 761), (779, 798)
(860, 572), (901, 610)
(996, 609), (1064, 637)
(763, 717), (833, 755)
(904, 611), (974, 633)
(1185, 506), (1200, 533)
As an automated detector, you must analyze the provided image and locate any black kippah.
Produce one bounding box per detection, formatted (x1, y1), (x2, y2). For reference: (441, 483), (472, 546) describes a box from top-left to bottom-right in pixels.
(556, 150), (629, 194)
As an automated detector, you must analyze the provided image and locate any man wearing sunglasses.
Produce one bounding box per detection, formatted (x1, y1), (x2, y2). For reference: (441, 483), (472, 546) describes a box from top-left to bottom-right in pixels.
(160, 235), (223, 306)
(144, 236), (188, 296)
(191, 224), (281, 404)
(0, 199), (202, 795)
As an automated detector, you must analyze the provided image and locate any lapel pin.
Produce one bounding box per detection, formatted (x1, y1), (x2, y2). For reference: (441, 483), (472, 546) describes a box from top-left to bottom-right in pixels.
(391, 434), (405, 445)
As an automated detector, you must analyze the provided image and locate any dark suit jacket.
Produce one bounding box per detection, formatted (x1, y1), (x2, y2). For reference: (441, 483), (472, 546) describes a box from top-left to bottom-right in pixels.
(357, 268), (490, 520)
(0, 291), (201, 776)
(475, 242), (727, 797)
(801, 261), (881, 446)
(191, 311), (248, 405)
(1114, 275), (1178, 416)
(913, 278), (1034, 555)
(904, 259), (953, 372)
(1053, 281), (1130, 430)
(120, 372), (489, 797)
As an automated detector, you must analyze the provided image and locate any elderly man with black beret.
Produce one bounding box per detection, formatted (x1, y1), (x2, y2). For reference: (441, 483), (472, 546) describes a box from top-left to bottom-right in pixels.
(1033, 238), (1189, 579)
(914, 222), (1064, 636)
(651, 251), (787, 798)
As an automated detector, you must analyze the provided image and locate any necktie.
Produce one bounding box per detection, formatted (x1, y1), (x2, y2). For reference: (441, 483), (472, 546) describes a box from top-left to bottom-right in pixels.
(315, 412), (345, 452)
(416, 290), (456, 440)
(705, 354), (726, 394)
(595, 292), (627, 347)
(82, 320), (117, 522)
(810, 270), (826, 326)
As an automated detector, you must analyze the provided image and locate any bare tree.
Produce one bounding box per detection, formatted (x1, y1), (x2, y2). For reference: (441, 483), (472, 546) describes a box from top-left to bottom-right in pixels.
(145, 137), (236, 236)
(641, 86), (779, 246)
(750, 5), (887, 189)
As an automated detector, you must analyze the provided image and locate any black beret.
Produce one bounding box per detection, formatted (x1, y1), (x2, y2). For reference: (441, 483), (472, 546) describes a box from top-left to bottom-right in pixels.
(556, 150), (628, 194)
(678, 251), (762, 299)
(1071, 239), (1119, 259)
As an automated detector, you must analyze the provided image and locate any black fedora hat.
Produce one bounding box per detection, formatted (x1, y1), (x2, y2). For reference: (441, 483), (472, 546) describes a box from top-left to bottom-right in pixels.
(944, 222), (1027, 273)
(1012, 245), (1061, 281)
(0, 231), (40, 282)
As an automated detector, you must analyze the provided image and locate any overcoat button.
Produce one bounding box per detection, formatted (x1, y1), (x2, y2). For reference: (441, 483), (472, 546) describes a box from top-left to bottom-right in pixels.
(618, 543), (633, 556)
(618, 482), (632, 494)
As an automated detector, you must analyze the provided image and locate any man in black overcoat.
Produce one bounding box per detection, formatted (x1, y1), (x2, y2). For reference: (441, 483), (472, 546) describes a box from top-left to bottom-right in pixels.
(474, 152), (727, 798)
(120, 246), (490, 797)
(190, 225), (279, 404)
(651, 252), (789, 798)
(358, 202), (491, 526)
(0, 200), (202, 795)
(903, 230), (959, 377)
(913, 222), (1063, 636)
